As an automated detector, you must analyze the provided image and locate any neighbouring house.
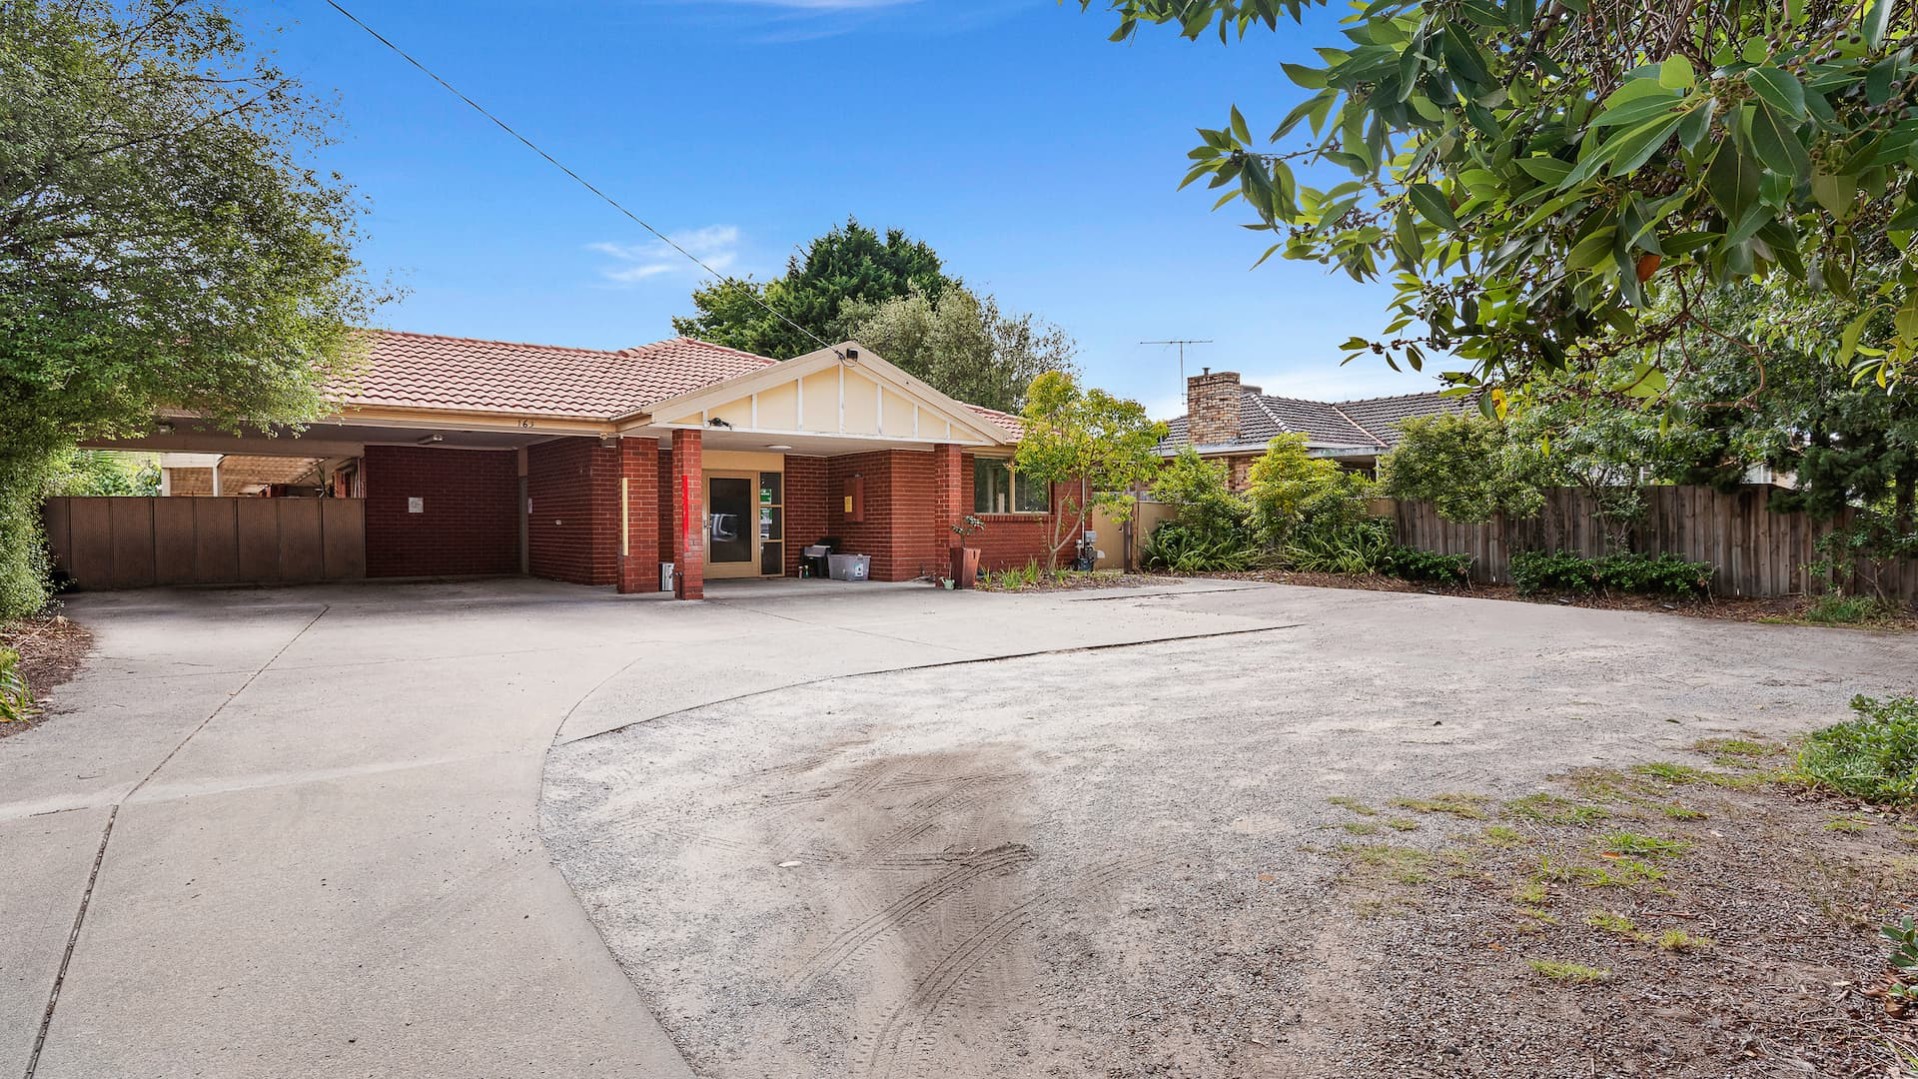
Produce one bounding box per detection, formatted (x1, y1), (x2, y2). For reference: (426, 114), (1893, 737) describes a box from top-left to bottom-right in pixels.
(1158, 369), (1477, 488)
(60, 332), (1076, 599)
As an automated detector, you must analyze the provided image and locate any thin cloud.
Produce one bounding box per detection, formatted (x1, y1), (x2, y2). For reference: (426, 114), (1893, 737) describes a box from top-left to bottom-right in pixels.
(589, 225), (741, 286)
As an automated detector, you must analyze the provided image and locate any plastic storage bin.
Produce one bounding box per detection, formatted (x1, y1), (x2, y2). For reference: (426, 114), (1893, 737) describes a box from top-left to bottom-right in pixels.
(827, 553), (871, 581)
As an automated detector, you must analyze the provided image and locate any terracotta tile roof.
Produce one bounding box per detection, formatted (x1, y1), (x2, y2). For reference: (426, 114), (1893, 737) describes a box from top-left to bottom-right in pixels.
(966, 404), (1026, 440)
(1161, 386), (1481, 454)
(331, 330), (779, 419)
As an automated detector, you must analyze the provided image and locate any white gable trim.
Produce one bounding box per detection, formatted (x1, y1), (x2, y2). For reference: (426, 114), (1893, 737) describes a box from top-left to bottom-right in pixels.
(615, 341), (1011, 446)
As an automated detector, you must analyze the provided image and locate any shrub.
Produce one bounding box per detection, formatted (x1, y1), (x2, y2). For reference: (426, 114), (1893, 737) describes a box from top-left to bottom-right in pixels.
(1246, 434), (1369, 546)
(1510, 551), (1713, 597)
(1591, 553), (1714, 596)
(0, 648), (35, 724)
(1794, 695), (1918, 804)
(1802, 593), (1897, 625)
(1141, 519), (1259, 573)
(1510, 550), (1599, 595)
(1384, 546), (1473, 585)
(1283, 519), (1395, 575)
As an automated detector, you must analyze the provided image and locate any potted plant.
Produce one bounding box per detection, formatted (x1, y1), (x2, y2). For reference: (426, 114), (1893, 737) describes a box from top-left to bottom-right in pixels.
(949, 514), (984, 590)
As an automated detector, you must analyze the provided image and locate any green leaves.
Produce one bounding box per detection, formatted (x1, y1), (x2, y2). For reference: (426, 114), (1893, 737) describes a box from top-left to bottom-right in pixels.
(1749, 103), (1811, 181)
(1408, 182), (1457, 228)
(1705, 139), (1761, 224)
(1744, 67), (1806, 119)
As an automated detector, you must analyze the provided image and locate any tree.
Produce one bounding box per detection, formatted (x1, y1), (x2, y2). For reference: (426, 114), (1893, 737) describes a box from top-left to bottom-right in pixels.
(1085, 0), (1918, 394)
(1, 0), (379, 617)
(840, 285), (1079, 412)
(1013, 372), (1168, 570)
(1244, 434), (1369, 545)
(1379, 414), (1546, 525)
(672, 217), (954, 358)
(46, 451), (160, 497)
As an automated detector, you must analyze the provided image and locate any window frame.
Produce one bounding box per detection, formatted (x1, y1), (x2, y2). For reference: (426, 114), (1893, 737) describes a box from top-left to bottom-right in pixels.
(973, 457), (1049, 515)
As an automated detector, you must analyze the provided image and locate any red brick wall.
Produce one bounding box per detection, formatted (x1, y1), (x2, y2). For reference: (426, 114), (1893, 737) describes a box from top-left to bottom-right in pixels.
(960, 454), (1076, 571)
(671, 430), (704, 598)
(364, 445), (519, 578)
(618, 439), (660, 593)
(526, 437), (618, 586)
(784, 455), (828, 576)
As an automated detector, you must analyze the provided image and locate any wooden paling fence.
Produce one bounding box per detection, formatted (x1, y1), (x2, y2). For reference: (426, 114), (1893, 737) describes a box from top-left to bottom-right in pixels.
(1387, 485), (1918, 604)
(43, 497), (366, 590)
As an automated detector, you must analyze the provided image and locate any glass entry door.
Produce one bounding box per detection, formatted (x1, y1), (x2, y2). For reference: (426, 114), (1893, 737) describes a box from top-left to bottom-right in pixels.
(706, 473), (757, 578)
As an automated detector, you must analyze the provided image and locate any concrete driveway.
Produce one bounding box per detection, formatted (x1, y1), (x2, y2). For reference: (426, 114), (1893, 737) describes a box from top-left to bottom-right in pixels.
(0, 577), (1279, 1078)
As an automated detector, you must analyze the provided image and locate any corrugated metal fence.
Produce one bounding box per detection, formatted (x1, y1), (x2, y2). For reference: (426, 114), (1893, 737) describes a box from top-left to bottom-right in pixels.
(43, 497), (366, 590)
(1388, 485), (1918, 603)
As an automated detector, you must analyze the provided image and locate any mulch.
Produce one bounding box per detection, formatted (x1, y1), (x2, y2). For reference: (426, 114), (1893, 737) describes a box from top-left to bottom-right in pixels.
(971, 571), (1165, 594)
(0, 611), (94, 739)
(1180, 569), (1918, 629)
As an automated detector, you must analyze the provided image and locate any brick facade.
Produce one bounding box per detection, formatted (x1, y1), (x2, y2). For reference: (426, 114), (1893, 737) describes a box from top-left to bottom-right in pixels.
(959, 454), (1075, 572)
(670, 430), (704, 598)
(783, 455), (828, 577)
(526, 437), (619, 586)
(363, 445), (519, 578)
(1186, 370), (1243, 446)
(617, 438), (660, 594)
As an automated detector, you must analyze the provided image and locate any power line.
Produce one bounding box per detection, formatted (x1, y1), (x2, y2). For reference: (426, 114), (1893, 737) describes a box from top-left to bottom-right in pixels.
(319, 0), (834, 356)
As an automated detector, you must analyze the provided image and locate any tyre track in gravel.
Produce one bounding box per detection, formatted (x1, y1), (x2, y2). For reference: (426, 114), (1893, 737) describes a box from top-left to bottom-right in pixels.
(862, 855), (1164, 1079)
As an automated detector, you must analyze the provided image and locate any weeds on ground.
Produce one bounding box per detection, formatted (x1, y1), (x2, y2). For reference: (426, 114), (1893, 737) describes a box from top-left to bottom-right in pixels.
(1793, 696), (1918, 804)
(1658, 929), (1714, 952)
(1527, 958), (1611, 983)
(1389, 792), (1491, 819)
(1585, 910), (1640, 939)
(1693, 736), (1784, 767)
(1328, 796), (1377, 816)
(1800, 593), (1899, 626)
(1506, 792), (1607, 825)
(1482, 825), (1526, 847)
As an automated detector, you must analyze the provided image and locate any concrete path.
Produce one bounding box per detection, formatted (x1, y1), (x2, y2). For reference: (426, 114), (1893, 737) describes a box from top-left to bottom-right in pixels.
(0, 577), (1289, 1078)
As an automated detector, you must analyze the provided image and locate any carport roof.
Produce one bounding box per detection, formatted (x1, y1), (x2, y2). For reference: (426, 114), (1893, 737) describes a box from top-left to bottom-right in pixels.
(330, 331), (780, 420)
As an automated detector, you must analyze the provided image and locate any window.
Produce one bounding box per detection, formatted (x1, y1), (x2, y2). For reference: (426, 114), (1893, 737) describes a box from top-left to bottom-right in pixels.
(973, 458), (1049, 514)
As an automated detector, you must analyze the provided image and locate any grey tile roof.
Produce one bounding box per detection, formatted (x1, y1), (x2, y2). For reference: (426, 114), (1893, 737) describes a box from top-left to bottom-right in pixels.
(1160, 386), (1479, 454)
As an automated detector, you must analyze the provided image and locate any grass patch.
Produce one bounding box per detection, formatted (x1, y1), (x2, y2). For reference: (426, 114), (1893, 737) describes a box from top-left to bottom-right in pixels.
(1513, 880), (1550, 906)
(1596, 831), (1693, 859)
(1388, 792), (1491, 819)
(1793, 695), (1918, 804)
(1482, 825), (1526, 847)
(1800, 593), (1899, 626)
(1585, 909), (1639, 938)
(1506, 792), (1608, 826)
(1327, 796), (1378, 816)
(1693, 736), (1783, 767)
(1384, 817), (1421, 832)
(1631, 761), (1705, 784)
(1527, 958), (1611, 983)
(1575, 859), (1667, 888)
(1338, 843), (1436, 885)
(1825, 816), (1872, 833)
(1656, 929), (1713, 952)
(1341, 821), (1383, 836)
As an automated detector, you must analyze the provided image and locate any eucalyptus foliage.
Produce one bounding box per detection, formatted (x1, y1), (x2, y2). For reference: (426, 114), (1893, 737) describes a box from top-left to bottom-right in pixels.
(839, 285), (1078, 412)
(1086, 0), (1918, 392)
(2, 1), (378, 615)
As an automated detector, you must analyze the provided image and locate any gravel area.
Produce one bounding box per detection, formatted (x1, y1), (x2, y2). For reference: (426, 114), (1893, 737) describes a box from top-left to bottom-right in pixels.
(541, 585), (1918, 1078)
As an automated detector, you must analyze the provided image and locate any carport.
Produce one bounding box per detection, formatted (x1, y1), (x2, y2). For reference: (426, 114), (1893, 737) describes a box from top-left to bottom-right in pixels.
(60, 330), (1051, 598)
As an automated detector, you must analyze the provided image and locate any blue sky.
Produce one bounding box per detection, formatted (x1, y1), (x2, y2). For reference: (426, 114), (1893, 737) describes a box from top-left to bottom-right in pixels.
(263, 0), (1442, 419)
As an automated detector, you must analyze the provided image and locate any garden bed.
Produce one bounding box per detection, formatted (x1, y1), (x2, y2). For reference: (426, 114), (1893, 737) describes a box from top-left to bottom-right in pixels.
(1181, 569), (1918, 629)
(970, 567), (1165, 593)
(0, 611), (93, 739)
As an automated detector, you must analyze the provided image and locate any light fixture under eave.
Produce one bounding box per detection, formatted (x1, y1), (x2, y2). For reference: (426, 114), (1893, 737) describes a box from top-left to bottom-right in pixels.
(416, 433), (444, 446)
(767, 444), (793, 452)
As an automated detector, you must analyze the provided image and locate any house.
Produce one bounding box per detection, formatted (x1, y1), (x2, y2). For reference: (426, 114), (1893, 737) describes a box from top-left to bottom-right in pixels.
(70, 332), (1072, 598)
(1158, 369), (1478, 488)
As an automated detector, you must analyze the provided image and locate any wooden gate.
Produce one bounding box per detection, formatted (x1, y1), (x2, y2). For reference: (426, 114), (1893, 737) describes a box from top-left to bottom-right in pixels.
(42, 497), (366, 590)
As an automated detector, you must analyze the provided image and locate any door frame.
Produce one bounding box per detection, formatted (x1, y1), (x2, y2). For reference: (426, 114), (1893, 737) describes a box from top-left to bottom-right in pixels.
(704, 469), (765, 579)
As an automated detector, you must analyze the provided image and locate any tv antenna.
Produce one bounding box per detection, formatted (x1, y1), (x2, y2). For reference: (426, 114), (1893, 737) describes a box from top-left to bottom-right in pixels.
(1140, 339), (1213, 393)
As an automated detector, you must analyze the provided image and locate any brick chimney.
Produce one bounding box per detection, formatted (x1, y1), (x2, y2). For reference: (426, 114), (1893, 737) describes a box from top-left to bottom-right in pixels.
(1186, 368), (1242, 445)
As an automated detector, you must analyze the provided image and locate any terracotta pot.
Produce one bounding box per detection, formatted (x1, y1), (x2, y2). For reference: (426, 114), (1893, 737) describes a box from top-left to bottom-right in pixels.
(950, 546), (980, 590)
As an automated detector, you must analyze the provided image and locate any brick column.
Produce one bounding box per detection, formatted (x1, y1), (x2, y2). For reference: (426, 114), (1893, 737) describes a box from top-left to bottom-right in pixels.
(671, 429), (704, 599)
(617, 437), (660, 594)
(931, 443), (964, 550)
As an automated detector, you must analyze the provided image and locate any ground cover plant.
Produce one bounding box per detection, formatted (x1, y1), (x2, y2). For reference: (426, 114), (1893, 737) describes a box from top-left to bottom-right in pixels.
(1510, 550), (1715, 597)
(1795, 695), (1918, 805)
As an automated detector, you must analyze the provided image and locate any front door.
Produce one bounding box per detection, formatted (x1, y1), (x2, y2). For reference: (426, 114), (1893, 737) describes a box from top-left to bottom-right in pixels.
(705, 472), (758, 579)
